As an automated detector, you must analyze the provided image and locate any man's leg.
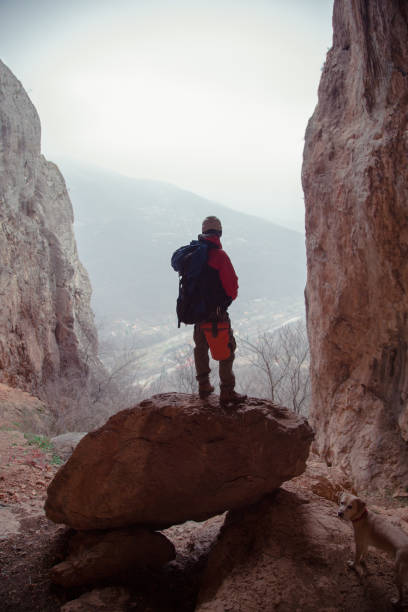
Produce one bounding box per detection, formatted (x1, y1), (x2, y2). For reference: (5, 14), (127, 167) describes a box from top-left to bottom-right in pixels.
(219, 327), (236, 392)
(193, 324), (214, 398)
(219, 325), (247, 405)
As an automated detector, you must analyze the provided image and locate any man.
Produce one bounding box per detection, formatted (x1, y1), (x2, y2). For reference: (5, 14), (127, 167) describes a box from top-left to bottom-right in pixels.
(194, 215), (246, 406)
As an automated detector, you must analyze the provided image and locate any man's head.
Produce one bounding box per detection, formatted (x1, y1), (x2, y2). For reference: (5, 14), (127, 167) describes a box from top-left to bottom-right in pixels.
(202, 215), (222, 236)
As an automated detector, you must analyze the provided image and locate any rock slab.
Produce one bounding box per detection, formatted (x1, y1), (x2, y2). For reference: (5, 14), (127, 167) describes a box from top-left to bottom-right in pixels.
(302, 0), (408, 490)
(50, 527), (175, 586)
(45, 393), (313, 529)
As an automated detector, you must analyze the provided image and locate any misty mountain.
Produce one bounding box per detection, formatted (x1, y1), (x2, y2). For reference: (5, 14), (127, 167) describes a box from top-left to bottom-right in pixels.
(59, 160), (306, 325)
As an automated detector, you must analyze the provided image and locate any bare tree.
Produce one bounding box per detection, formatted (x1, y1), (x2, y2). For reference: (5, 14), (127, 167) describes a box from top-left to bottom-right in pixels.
(241, 319), (310, 415)
(274, 321), (310, 414)
(170, 344), (198, 394)
(94, 332), (146, 406)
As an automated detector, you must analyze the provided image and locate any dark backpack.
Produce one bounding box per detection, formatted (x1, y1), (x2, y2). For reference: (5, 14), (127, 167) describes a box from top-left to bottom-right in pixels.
(171, 240), (214, 327)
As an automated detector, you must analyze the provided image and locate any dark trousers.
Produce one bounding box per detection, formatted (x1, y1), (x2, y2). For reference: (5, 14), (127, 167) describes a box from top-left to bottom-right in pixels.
(193, 322), (236, 391)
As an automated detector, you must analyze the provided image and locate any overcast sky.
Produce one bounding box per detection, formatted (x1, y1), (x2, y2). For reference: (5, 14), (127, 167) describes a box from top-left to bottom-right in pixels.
(0, 0), (333, 232)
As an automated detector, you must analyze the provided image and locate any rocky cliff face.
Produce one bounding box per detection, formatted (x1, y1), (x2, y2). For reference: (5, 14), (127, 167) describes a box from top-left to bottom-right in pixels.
(302, 1), (408, 490)
(0, 60), (101, 426)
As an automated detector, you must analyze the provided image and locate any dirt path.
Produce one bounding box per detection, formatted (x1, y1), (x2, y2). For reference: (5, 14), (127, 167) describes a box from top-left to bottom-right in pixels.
(0, 427), (66, 611)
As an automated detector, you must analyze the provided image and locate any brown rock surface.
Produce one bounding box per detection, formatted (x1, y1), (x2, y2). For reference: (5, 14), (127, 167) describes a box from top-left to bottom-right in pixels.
(196, 485), (405, 612)
(302, 1), (408, 490)
(292, 456), (355, 503)
(50, 527), (175, 586)
(45, 393), (313, 529)
(0, 382), (53, 433)
(0, 60), (104, 428)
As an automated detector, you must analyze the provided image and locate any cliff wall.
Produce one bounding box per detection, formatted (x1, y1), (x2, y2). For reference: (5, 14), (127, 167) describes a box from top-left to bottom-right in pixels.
(0, 60), (101, 426)
(302, 0), (408, 490)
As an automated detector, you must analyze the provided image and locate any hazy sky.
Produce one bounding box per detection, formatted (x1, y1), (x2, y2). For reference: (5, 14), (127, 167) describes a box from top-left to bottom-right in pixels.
(0, 0), (333, 231)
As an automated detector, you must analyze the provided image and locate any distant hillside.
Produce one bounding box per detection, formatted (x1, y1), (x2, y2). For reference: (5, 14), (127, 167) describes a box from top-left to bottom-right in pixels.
(59, 160), (306, 324)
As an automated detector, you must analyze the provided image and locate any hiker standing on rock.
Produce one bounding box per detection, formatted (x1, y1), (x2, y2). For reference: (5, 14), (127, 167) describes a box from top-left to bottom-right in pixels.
(171, 215), (246, 406)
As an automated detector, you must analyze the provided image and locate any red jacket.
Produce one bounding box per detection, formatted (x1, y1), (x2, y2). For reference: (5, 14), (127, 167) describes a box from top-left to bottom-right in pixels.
(201, 235), (238, 300)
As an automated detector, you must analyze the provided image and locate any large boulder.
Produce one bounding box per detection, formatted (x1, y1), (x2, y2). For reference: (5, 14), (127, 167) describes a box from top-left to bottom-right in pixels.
(45, 393), (313, 529)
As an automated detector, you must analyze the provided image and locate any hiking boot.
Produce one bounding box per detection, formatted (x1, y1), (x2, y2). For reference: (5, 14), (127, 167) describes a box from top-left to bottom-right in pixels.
(199, 381), (215, 399)
(220, 390), (247, 406)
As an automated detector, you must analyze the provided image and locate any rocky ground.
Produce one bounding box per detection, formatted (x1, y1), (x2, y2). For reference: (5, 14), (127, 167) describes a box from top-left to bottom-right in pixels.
(1, 386), (408, 611)
(0, 420), (226, 611)
(0, 387), (227, 611)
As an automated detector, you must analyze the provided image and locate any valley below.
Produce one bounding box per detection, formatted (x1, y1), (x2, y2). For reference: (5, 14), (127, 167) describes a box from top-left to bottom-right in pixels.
(98, 296), (306, 392)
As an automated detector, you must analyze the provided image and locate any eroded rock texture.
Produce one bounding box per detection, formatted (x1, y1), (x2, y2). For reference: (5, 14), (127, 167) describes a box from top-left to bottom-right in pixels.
(0, 60), (101, 424)
(45, 393), (313, 529)
(302, 1), (408, 490)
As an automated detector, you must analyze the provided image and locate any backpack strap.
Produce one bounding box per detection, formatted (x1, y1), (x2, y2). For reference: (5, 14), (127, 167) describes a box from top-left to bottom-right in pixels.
(177, 276), (182, 328)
